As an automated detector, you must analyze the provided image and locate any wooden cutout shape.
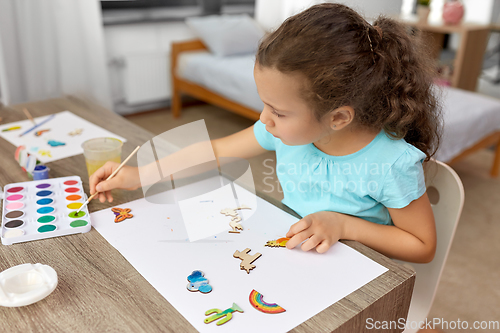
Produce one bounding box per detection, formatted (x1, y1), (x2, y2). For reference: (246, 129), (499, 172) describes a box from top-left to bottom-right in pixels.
(220, 205), (251, 234)
(220, 208), (238, 217)
(204, 303), (243, 326)
(47, 140), (66, 147)
(38, 150), (52, 158)
(265, 237), (290, 248)
(186, 270), (212, 294)
(229, 216), (242, 233)
(233, 248), (261, 274)
(68, 128), (83, 136)
(112, 207), (133, 223)
(2, 126), (21, 132)
(249, 289), (286, 314)
(34, 129), (50, 136)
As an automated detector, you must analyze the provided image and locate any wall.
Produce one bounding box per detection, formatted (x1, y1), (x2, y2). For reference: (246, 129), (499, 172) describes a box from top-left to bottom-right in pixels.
(463, 0), (495, 24)
(0, 28), (9, 106)
(336, 0), (403, 20)
(445, 0), (498, 51)
(255, 0), (403, 30)
(104, 21), (196, 114)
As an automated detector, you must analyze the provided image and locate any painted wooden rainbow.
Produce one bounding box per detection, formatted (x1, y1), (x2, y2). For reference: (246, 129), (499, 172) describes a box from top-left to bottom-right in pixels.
(249, 290), (286, 314)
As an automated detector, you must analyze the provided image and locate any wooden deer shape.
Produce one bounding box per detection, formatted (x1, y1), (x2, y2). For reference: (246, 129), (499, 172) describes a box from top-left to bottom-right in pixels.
(233, 248), (262, 274)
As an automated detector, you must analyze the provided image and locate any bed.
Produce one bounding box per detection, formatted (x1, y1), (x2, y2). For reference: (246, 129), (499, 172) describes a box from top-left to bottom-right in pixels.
(171, 39), (500, 177)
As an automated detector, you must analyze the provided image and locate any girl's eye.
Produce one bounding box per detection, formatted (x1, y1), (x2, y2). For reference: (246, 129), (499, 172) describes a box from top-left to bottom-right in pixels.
(271, 108), (284, 118)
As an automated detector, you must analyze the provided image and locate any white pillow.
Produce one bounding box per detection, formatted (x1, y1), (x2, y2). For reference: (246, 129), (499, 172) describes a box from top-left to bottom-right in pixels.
(186, 14), (265, 57)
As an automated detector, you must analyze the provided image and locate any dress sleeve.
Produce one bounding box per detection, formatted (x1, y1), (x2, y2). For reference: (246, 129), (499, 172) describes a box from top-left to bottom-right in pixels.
(376, 147), (427, 209)
(253, 120), (277, 151)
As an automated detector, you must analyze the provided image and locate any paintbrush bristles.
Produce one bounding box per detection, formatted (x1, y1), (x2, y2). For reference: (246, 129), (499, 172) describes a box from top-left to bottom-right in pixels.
(76, 192), (97, 214)
(77, 146), (141, 214)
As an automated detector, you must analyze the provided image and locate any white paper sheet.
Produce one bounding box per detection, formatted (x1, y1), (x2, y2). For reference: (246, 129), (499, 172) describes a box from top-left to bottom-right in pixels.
(177, 185), (255, 242)
(0, 111), (126, 163)
(91, 183), (388, 333)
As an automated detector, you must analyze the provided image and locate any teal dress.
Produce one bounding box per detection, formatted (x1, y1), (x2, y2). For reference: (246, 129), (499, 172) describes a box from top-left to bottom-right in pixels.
(253, 120), (427, 225)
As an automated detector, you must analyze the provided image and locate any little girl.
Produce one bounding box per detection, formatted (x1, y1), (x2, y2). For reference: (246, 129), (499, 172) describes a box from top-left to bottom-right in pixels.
(90, 4), (441, 263)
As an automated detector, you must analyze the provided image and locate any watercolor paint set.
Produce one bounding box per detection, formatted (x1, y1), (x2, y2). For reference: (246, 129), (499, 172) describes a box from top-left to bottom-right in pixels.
(1, 176), (91, 245)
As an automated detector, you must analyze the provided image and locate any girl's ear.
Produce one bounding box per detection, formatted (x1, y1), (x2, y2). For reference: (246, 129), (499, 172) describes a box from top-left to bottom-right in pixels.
(330, 106), (355, 130)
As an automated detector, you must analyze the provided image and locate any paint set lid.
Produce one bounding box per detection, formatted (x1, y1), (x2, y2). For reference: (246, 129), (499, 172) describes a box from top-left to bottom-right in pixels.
(0, 263), (57, 307)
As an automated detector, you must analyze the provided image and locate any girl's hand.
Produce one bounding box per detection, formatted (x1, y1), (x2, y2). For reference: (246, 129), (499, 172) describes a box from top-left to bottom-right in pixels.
(89, 162), (141, 203)
(286, 211), (346, 253)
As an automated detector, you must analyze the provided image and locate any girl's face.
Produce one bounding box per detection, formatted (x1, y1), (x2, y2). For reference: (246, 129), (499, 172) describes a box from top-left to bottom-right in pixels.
(254, 65), (332, 146)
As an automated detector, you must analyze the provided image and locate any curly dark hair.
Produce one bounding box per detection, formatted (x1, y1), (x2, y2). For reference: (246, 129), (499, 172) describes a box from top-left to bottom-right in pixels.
(256, 3), (442, 161)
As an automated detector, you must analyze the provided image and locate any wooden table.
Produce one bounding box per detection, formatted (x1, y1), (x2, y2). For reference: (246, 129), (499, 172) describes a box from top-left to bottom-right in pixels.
(0, 97), (415, 332)
(401, 19), (490, 91)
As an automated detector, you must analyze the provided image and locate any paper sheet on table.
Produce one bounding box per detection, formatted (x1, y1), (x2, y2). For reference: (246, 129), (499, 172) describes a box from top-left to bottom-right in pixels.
(0, 111), (126, 163)
(135, 119), (258, 241)
(178, 182), (257, 242)
(91, 180), (388, 333)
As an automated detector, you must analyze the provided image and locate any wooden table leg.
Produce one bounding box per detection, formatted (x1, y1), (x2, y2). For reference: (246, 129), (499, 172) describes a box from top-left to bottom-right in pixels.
(421, 31), (445, 60)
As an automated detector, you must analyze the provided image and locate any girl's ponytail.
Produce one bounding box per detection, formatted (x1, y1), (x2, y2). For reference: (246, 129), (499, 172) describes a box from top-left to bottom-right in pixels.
(371, 18), (442, 161)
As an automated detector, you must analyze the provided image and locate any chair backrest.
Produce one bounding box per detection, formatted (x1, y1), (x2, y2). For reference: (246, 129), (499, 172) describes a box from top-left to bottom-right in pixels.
(402, 160), (465, 333)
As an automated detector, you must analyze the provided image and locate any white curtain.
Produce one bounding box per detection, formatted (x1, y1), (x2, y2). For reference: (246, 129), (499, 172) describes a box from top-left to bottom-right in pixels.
(0, 30), (9, 106)
(0, 0), (112, 109)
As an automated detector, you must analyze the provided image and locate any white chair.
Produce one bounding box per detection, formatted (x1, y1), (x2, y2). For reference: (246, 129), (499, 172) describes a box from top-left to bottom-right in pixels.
(401, 160), (465, 333)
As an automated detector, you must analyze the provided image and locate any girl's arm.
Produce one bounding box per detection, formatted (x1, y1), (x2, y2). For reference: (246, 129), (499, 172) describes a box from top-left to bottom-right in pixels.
(140, 125), (267, 180)
(90, 125), (267, 202)
(343, 193), (436, 263)
(286, 193), (437, 263)
(212, 125), (268, 161)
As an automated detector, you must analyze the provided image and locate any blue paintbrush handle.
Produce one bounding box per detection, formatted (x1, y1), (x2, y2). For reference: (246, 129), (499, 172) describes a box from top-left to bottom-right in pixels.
(19, 114), (56, 137)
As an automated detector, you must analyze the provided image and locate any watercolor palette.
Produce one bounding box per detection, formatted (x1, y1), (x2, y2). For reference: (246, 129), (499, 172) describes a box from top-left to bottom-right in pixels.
(1, 176), (91, 245)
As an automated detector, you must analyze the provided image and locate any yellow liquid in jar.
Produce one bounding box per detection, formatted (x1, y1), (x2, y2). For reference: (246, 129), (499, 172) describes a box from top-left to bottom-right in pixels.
(85, 156), (121, 177)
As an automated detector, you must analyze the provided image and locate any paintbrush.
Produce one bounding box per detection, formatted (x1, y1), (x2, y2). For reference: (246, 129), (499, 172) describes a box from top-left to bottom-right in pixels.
(22, 108), (36, 126)
(19, 114), (55, 137)
(77, 145), (141, 214)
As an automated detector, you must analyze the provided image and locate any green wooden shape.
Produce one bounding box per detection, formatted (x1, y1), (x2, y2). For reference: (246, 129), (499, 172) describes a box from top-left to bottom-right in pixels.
(204, 303), (243, 326)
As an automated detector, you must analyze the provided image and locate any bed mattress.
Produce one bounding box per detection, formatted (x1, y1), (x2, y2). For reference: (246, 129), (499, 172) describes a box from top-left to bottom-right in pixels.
(177, 51), (264, 112)
(437, 87), (500, 162)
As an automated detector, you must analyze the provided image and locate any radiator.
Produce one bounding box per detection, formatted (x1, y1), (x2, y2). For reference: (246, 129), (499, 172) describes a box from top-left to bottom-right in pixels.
(123, 53), (170, 105)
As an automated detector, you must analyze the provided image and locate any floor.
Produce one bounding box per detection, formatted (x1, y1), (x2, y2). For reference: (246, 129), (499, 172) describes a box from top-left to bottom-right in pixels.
(125, 100), (500, 333)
